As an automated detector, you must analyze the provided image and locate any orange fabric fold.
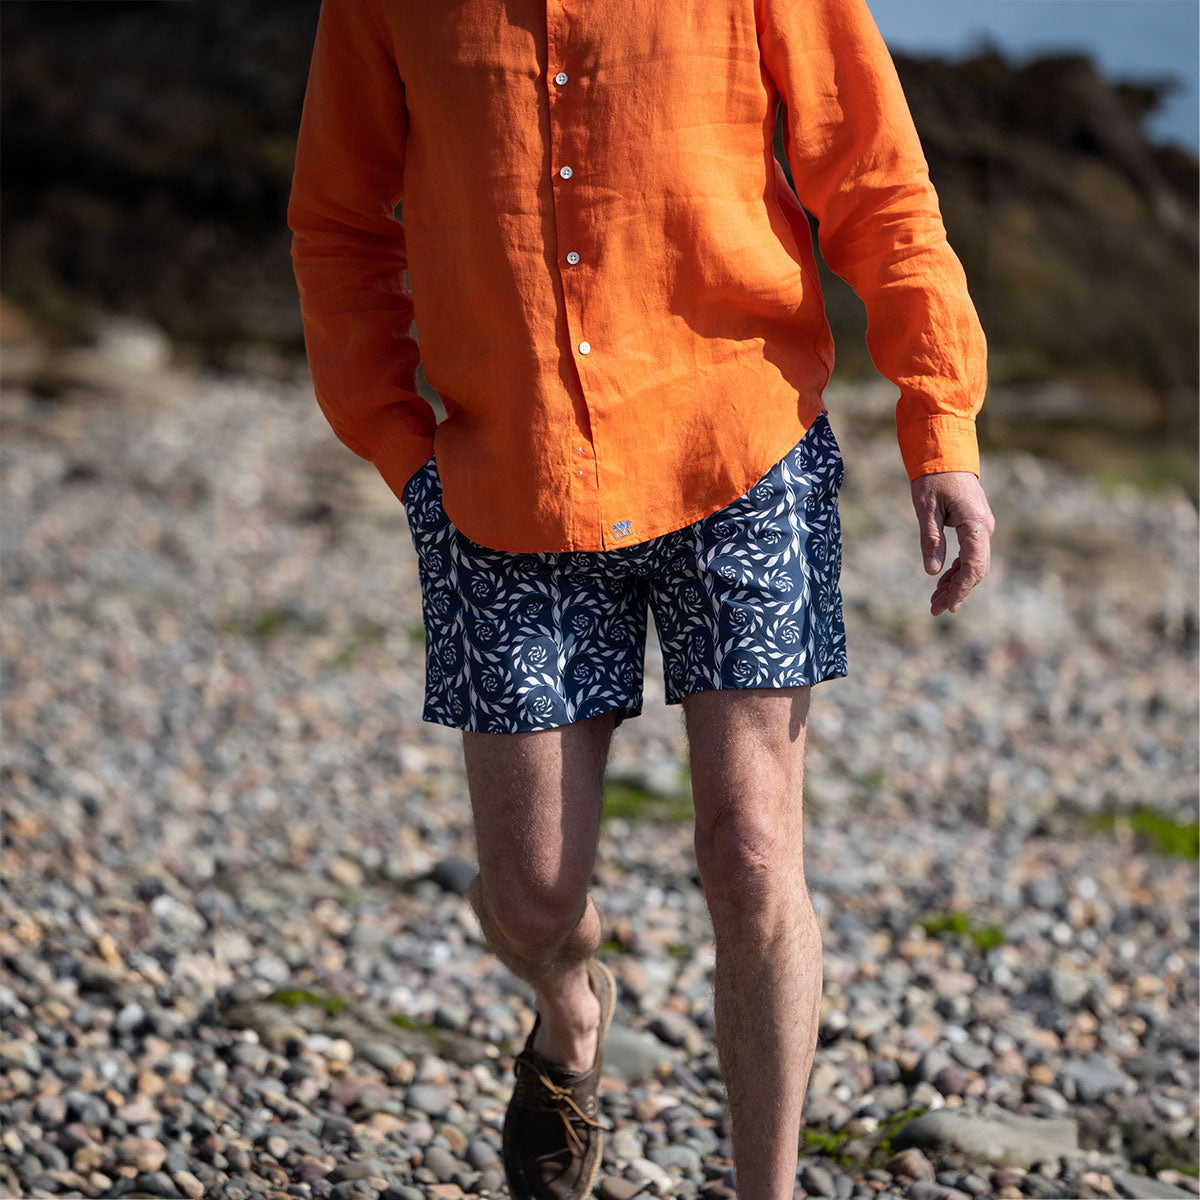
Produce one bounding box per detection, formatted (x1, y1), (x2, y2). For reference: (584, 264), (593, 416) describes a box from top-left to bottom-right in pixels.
(289, 0), (986, 552)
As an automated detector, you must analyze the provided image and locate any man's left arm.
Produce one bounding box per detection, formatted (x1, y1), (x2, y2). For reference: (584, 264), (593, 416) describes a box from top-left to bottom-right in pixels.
(757, 0), (993, 612)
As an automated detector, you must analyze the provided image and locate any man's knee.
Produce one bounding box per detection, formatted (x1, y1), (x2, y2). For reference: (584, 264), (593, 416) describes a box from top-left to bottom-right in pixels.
(694, 790), (806, 923)
(469, 869), (591, 959)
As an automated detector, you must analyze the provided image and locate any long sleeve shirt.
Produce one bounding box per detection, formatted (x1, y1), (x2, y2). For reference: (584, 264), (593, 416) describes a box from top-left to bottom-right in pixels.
(287, 0), (987, 552)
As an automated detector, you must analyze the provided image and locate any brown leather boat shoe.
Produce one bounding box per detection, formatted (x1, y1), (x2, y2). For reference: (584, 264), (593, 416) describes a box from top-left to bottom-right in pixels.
(501, 959), (617, 1200)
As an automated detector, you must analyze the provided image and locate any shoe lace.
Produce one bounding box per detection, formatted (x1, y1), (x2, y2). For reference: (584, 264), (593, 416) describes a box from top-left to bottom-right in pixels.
(515, 1057), (609, 1158)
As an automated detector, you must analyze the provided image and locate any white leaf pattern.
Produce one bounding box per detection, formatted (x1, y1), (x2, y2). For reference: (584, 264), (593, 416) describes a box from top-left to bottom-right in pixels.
(403, 413), (847, 732)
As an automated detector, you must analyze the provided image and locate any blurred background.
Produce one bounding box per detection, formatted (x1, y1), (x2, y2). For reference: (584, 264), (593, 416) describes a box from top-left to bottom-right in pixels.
(2, 0), (1197, 490)
(1, 5), (1197, 1200)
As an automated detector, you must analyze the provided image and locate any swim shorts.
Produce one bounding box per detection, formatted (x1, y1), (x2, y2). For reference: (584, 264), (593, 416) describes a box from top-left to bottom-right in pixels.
(402, 411), (847, 734)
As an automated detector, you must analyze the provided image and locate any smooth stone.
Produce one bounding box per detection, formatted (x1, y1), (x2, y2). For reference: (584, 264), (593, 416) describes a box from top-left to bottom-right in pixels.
(648, 1144), (702, 1173)
(422, 1146), (464, 1183)
(905, 1185), (971, 1200)
(465, 1136), (500, 1169)
(887, 1148), (936, 1181)
(890, 1109), (1079, 1169)
(1109, 1170), (1196, 1199)
(648, 1013), (707, 1056)
(132, 1171), (180, 1197)
(600, 1178), (646, 1200)
(328, 1161), (387, 1182)
(602, 1027), (676, 1084)
(358, 1041), (411, 1072)
(800, 1163), (838, 1197)
(1058, 1055), (1135, 1103)
(611, 1126), (644, 1159)
(330, 1183), (381, 1200)
(406, 1084), (453, 1119)
(429, 859), (477, 897)
(381, 1188), (425, 1200)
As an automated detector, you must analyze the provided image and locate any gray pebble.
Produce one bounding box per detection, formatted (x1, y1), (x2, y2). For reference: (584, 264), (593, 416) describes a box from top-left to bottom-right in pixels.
(465, 1136), (501, 1169)
(602, 1026), (676, 1084)
(800, 1162), (837, 1197)
(430, 858), (478, 896)
(905, 1185), (970, 1200)
(406, 1084), (453, 1119)
(422, 1145), (465, 1182)
(648, 1143), (702, 1173)
(328, 1160), (387, 1182)
(599, 1178), (646, 1200)
(330, 1183), (381, 1200)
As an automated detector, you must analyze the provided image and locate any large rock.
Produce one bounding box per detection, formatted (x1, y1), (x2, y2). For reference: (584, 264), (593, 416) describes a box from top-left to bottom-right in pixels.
(1109, 1169), (1197, 1199)
(889, 1107), (1078, 1168)
(601, 1025), (677, 1084)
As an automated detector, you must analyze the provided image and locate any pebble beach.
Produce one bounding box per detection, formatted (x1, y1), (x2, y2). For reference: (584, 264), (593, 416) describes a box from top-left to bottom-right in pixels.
(2, 321), (1197, 1200)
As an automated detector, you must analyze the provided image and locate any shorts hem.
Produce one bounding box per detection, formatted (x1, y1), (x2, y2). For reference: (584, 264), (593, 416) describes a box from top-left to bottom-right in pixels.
(420, 698), (643, 734)
(663, 663), (848, 707)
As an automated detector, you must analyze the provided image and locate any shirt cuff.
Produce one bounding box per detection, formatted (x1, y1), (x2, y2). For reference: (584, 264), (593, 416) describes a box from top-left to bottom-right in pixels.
(897, 413), (981, 482)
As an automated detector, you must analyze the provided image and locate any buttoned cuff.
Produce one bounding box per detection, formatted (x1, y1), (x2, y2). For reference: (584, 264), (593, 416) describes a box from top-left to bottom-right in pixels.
(897, 413), (980, 483)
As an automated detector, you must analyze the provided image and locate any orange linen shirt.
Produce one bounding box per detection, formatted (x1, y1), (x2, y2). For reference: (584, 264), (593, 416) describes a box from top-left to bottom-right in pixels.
(288, 0), (987, 552)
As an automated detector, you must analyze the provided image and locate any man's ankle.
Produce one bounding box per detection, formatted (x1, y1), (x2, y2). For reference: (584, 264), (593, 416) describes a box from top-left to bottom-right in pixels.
(530, 964), (602, 1072)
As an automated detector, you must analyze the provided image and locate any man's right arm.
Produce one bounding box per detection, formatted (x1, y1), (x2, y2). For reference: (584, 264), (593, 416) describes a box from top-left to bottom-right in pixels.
(287, 0), (436, 503)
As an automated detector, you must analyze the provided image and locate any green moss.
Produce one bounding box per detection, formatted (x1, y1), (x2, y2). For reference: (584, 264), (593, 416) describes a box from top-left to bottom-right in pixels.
(390, 1013), (437, 1034)
(602, 780), (692, 824)
(921, 910), (1006, 951)
(800, 1104), (930, 1169)
(666, 942), (690, 959)
(326, 619), (388, 667)
(223, 605), (328, 638)
(265, 987), (348, 1015)
(405, 621), (427, 646)
(799, 1127), (856, 1165)
(1087, 806), (1200, 858)
(598, 939), (627, 957)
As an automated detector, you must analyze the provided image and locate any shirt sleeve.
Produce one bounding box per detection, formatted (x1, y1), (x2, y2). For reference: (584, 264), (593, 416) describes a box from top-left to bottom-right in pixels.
(758, 0), (987, 481)
(287, 0), (435, 502)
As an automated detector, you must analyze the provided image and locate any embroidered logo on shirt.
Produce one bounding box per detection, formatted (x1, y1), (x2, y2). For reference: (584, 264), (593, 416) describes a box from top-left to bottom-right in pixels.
(611, 520), (633, 539)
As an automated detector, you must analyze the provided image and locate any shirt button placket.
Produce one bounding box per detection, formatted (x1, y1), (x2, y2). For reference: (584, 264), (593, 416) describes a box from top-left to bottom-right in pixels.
(548, 33), (587, 363)
(547, 7), (599, 538)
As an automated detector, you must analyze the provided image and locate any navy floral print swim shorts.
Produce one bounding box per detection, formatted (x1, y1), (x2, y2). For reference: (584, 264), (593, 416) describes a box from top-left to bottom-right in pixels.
(402, 412), (847, 733)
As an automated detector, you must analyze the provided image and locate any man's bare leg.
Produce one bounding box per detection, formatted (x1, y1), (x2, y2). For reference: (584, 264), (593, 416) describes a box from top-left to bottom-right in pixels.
(682, 686), (822, 1200)
(462, 711), (616, 1072)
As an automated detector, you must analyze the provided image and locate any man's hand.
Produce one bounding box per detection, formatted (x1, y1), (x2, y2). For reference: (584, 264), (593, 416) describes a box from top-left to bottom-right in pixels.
(910, 471), (995, 616)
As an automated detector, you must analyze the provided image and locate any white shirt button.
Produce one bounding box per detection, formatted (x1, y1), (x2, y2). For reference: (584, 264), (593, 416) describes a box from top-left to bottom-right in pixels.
(578, 340), (591, 355)
(566, 251), (580, 265)
(559, 165), (573, 180)
(555, 71), (569, 86)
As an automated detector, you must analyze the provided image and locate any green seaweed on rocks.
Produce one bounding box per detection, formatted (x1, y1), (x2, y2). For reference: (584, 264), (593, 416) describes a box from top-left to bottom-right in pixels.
(1088, 806), (1200, 858)
(601, 779), (693, 824)
(801, 1104), (931, 1170)
(264, 987), (348, 1015)
(799, 1125), (858, 1166)
(390, 1013), (438, 1034)
(223, 604), (328, 637)
(326, 618), (388, 667)
(921, 910), (1006, 951)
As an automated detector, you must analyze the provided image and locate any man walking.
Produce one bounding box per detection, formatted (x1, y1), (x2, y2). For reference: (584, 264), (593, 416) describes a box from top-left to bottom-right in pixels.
(288, 1), (994, 1195)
